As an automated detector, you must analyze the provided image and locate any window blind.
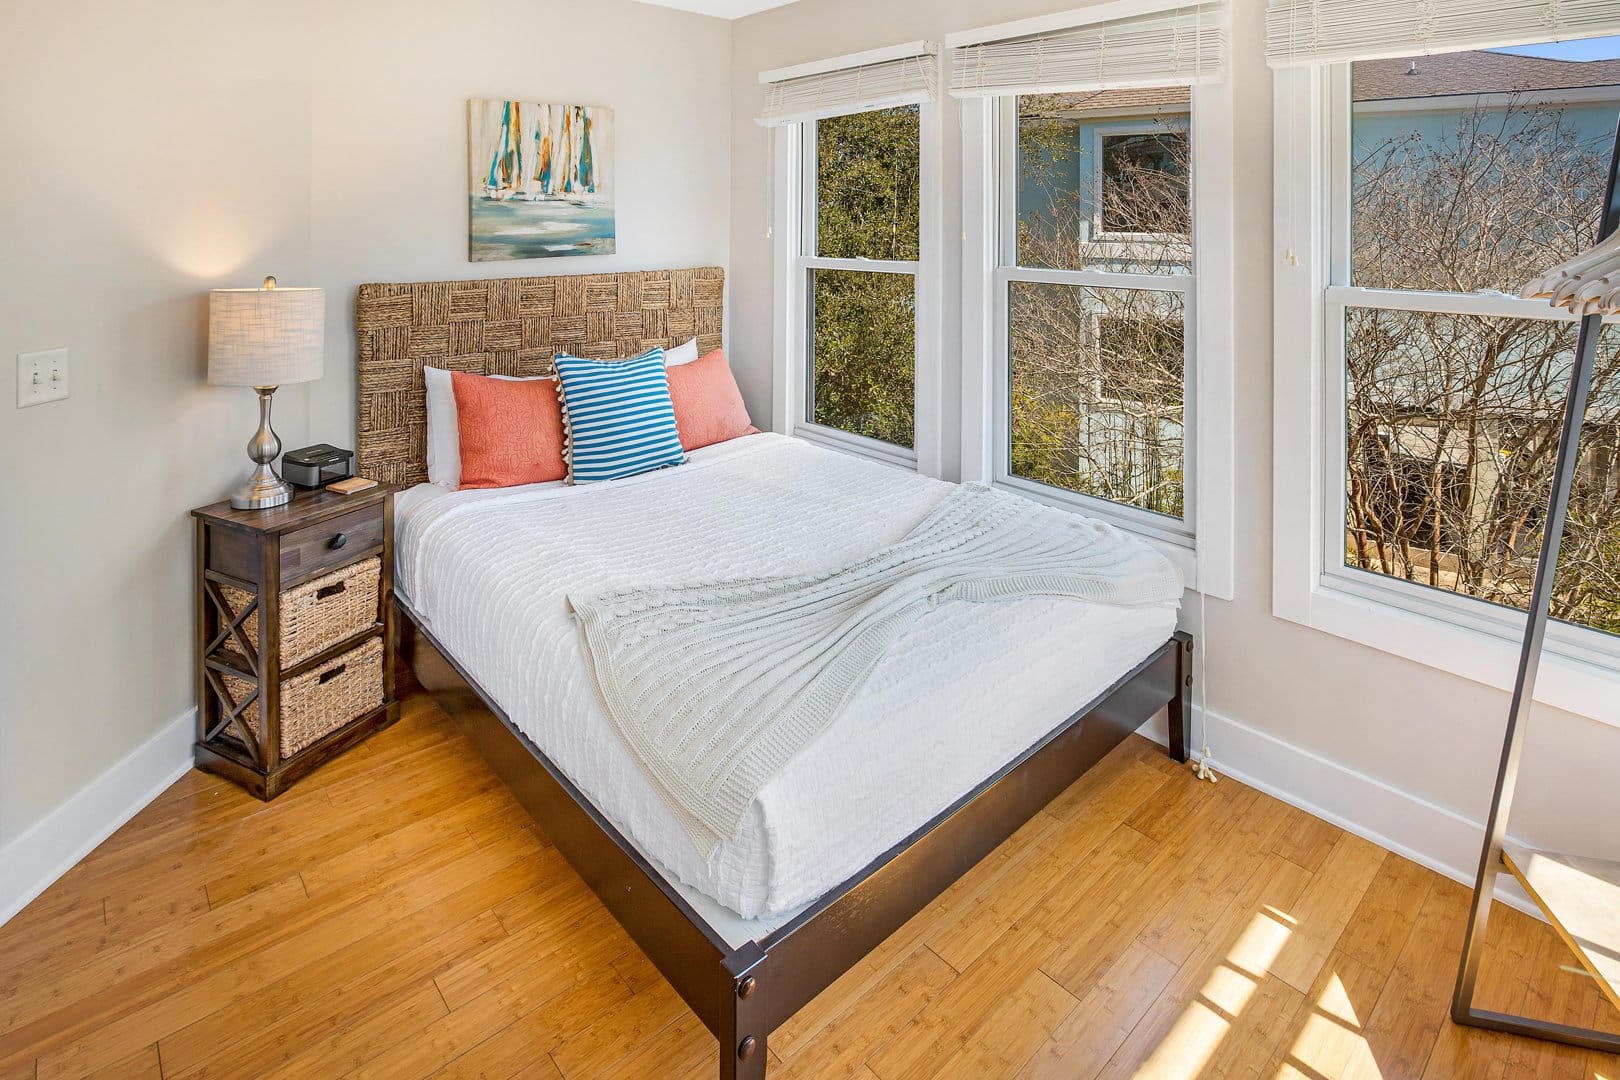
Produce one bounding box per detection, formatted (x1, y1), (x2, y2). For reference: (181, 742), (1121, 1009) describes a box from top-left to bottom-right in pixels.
(948, 2), (1227, 99)
(757, 47), (937, 127)
(1266, 0), (1620, 68)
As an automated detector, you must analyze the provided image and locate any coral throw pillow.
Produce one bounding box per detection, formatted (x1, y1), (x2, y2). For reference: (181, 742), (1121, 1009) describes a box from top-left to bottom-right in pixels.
(450, 370), (568, 489)
(666, 349), (755, 452)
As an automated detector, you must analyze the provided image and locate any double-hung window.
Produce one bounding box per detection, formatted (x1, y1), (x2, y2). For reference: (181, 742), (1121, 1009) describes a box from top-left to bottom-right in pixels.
(759, 44), (939, 471)
(801, 109), (920, 455)
(953, 2), (1235, 593)
(1000, 93), (1194, 532)
(1270, 0), (1620, 714)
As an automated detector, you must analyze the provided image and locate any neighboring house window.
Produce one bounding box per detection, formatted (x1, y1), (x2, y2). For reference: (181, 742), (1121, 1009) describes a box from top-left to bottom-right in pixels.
(1098, 128), (1190, 237)
(1000, 91), (1195, 535)
(798, 106), (921, 458)
(1273, 34), (1620, 705)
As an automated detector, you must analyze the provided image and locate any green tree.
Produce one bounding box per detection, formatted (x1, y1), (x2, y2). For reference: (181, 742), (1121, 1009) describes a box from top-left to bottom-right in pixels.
(810, 107), (919, 448)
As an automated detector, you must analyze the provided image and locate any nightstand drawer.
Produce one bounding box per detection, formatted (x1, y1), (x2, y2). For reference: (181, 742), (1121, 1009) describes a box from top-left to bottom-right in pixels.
(226, 636), (385, 759)
(281, 505), (385, 581)
(221, 557), (381, 668)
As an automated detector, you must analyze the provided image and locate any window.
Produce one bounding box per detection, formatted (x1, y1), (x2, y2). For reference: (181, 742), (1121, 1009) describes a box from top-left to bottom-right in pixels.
(954, 0), (1235, 597)
(1335, 43), (1620, 640)
(760, 42), (939, 473)
(1272, 30), (1620, 711)
(798, 106), (921, 457)
(997, 91), (1196, 536)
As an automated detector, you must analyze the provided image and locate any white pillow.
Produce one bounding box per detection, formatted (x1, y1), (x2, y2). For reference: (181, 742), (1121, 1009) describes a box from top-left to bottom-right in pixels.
(665, 337), (700, 366)
(423, 339), (699, 487)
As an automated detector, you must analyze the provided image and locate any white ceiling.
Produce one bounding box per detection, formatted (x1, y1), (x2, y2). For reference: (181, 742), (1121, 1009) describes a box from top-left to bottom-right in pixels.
(633, 0), (800, 18)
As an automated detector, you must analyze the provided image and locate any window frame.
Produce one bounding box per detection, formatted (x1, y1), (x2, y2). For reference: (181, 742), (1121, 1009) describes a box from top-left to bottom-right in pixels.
(962, 77), (1236, 598)
(771, 97), (944, 477)
(1272, 61), (1620, 726)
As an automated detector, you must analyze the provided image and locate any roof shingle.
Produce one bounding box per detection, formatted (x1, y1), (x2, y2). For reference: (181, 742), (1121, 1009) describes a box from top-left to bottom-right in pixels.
(1353, 50), (1620, 102)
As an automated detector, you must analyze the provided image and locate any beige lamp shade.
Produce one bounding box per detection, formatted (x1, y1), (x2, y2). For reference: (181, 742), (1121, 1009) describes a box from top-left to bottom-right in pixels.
(207, 281), (325, 386)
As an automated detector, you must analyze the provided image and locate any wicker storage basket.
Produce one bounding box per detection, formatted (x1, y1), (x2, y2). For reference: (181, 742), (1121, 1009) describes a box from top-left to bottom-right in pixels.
(225, 636), (385, 759)
(222, 557), (381, 668)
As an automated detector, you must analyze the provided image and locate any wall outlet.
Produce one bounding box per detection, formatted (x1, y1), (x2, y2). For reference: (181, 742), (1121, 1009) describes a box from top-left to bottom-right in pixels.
(17, 348), (69, 408)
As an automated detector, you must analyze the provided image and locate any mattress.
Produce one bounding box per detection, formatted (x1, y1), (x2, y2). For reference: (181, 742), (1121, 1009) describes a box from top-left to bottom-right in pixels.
(395, 432), (1180, 919)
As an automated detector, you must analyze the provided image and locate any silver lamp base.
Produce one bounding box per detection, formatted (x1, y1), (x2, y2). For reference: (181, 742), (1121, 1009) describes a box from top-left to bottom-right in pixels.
(230, 463), (294, 510)
(229, 385), (292, 510)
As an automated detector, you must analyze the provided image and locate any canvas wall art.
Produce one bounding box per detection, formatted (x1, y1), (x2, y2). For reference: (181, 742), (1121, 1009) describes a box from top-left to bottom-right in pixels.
(467, 99), (615, 262)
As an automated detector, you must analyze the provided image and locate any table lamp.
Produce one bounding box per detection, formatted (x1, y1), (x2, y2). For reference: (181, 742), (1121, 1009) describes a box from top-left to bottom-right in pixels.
(208, 276), (324, 509)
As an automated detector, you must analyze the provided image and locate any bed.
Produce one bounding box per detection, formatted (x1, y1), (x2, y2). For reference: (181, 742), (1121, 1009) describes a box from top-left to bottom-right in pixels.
(358, 267), (1192, 1079)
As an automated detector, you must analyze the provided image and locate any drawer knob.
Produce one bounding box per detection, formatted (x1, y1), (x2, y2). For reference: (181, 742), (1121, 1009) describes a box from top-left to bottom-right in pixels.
(329, 532), (348, 551)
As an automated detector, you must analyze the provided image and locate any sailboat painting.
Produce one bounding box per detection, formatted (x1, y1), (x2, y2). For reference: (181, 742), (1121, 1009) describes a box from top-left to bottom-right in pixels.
(467, 99), (615, 261)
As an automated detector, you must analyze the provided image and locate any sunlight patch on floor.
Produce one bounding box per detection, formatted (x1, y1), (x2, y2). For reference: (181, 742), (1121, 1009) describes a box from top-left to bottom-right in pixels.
(1282, 969), (1384, 1079)
(1134, 906), (1297, 1078)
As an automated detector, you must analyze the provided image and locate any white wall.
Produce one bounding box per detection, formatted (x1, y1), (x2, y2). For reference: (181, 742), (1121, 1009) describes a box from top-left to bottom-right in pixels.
(0, 0), (314, 854)
(728, 0), (1620, 879)
(305, 0), (733, 445)
(0, 0), (732, 901)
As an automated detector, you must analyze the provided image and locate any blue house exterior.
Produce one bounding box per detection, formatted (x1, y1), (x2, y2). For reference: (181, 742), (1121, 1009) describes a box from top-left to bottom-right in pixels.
(1017, 52), (1620, 268)
(1017, 86), (1191, 267)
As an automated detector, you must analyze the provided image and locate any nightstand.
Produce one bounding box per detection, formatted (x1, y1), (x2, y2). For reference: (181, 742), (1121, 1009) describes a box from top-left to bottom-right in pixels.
(191, 484), (398, 799)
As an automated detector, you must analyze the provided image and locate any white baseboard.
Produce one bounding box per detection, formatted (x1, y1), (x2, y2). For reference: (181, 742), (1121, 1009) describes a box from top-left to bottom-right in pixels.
(1138, 706), (1539, 919)
(0, 710), (195, 928)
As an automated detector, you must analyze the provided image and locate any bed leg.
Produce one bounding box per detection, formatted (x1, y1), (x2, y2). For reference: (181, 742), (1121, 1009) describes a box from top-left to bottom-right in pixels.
(1169, 633), (1192, 764)
(719, 943), (769, 1080)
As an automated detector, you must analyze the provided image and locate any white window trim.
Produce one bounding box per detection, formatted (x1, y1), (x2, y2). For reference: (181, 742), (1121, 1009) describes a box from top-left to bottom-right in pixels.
(770, 91), (945, 478)
(946, 0), (1217, 50)
(759, 40), (932, 85)
(961, 75), (1236, 599)
(1272, 63), (1620, 729)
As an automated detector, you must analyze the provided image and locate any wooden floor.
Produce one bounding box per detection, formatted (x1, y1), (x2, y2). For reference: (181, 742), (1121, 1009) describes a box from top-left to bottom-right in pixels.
(3, 690), (1618, 1080)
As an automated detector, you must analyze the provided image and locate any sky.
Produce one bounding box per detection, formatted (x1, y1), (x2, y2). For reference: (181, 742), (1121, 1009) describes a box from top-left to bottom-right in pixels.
(1492, 36), (1620, 63)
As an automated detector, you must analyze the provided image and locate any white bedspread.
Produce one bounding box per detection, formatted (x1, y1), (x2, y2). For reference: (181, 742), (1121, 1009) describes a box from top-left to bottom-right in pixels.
(396, 433), (1180, 918)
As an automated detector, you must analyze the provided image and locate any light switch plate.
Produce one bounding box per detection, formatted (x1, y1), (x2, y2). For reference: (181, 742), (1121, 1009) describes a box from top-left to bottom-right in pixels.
(17, 348), (69, 408)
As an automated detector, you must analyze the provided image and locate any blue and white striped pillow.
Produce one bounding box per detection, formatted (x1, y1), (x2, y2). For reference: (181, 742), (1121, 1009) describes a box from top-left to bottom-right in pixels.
(553, 347), (687, 484)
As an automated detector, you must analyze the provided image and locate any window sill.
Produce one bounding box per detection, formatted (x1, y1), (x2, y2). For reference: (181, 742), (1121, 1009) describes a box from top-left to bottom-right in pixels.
(792, 434), (1205, 593)
(793, 425), (919, 473)
(990, 476), (1201, 594)
(1279, 574), (1620, 730)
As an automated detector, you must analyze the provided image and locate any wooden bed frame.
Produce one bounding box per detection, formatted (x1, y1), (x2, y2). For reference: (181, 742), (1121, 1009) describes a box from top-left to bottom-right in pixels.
(358, 268), (1193, 1078)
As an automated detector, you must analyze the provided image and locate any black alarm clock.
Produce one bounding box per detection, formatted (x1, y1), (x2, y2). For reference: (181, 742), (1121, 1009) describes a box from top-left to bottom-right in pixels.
(281, 444), (355, 488)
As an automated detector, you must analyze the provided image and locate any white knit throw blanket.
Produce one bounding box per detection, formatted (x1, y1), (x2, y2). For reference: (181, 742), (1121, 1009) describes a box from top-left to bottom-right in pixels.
(567, 483), (1184, 857)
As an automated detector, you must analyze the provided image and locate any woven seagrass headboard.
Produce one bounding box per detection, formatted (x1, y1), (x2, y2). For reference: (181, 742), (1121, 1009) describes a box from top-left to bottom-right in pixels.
(355, 267), (724, 486)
